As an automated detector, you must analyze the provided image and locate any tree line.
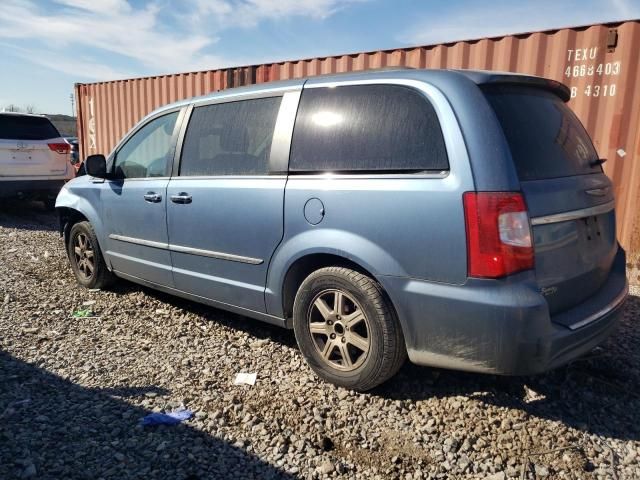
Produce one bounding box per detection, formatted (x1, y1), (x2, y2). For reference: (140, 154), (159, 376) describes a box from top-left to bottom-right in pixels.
(2, 104), (37, 114)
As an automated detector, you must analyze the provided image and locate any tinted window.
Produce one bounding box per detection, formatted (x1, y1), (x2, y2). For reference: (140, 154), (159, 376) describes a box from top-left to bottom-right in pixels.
(180, 97), (282, 176)
(114, 112), (179, 179)
(484, 86), (600, 181)
(0, 115), (60, 140)
(290, 85), (448, 173)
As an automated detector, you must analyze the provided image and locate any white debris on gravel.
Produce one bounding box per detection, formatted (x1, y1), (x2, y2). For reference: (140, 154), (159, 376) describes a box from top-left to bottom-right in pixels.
(234, 372), (258, 386)
(1, 203), (639, 479)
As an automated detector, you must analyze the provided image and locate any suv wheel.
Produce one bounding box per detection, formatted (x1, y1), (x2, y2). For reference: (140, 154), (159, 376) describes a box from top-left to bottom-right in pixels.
(293, 267), (406, 391)
(67, 221), (115, 289)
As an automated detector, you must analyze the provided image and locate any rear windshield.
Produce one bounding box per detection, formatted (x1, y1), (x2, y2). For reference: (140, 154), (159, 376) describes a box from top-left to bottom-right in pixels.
(483, 86), (600, 181)
(0, 115), (60, 140)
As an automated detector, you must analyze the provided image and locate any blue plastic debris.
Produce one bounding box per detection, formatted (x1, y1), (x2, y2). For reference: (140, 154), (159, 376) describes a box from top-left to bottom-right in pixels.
(141, 409), (193, 426)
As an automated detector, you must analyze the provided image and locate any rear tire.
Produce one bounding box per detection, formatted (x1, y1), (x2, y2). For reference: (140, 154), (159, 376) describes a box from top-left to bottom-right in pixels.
(293, 267), (406, 391)
(67, 221), (115, 289)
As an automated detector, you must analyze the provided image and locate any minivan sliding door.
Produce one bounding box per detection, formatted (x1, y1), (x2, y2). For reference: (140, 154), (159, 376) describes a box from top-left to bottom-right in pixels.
(166, 91), (298, 314)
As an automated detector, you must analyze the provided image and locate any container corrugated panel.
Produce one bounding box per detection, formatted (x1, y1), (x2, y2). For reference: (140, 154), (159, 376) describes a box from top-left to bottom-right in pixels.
(75, 20), (640, 280)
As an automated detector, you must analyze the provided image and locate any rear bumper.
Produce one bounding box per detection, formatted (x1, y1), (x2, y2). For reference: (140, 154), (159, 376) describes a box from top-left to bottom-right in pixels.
(380, 247), (628, 375)
(0, 179), (66, 199)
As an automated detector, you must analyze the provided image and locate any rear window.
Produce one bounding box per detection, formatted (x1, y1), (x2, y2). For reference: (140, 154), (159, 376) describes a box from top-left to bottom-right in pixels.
(290, 84), (449, 173)
(484, 86), (600, 181)
(0, 115), (60, 140)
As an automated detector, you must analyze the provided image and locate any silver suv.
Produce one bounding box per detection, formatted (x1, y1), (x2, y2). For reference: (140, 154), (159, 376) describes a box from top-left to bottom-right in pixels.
(0, 112), (72, 208)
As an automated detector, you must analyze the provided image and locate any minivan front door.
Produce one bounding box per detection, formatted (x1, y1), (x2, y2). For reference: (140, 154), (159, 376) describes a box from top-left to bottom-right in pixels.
(101, 110), (181, 286)
(166, 94), (292, 313)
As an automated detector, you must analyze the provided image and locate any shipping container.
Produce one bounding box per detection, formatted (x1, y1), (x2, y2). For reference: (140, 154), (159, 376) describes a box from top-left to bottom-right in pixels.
(74, 19), (640, 283)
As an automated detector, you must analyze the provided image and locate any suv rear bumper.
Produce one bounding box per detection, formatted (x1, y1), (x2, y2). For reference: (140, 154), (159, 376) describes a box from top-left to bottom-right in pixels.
(0, 179), (66, 199)
(380, 247), (628, 375)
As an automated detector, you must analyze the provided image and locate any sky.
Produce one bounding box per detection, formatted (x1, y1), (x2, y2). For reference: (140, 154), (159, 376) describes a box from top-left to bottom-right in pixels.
(0, 0), (638, 115)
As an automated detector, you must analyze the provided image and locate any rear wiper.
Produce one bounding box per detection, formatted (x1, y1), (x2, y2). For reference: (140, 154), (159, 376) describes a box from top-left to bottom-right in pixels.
(590, 158), (607, 167)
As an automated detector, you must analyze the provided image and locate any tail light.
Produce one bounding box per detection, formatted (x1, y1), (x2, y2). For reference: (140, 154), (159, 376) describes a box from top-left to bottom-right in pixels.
(463, 192), (534, 278)
(48, 143), (70, 154)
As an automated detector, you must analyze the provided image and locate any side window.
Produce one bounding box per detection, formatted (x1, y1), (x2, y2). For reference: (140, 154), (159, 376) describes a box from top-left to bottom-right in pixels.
(114, 112), (179, 179)
(290, 84), (449, 173)
(180, 97), (282, 176)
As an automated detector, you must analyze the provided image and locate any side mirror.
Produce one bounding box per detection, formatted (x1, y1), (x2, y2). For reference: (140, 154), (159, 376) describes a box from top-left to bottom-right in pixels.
(85, 154), (107, 178)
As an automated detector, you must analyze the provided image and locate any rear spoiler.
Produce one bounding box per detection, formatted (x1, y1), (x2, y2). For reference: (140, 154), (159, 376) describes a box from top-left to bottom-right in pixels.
(477, 74), (572, 102)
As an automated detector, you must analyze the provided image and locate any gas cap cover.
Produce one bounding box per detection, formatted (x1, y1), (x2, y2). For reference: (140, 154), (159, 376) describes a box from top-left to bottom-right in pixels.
(304, 198), (325, 225)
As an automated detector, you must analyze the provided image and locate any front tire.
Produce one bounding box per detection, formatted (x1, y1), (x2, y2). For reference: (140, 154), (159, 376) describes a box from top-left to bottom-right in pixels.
(67, 221), (115, 289)
(293, 267), (406, 391)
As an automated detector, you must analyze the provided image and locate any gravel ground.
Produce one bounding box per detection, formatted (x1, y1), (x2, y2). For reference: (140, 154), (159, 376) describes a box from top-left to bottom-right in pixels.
(1, 201), (639, 480)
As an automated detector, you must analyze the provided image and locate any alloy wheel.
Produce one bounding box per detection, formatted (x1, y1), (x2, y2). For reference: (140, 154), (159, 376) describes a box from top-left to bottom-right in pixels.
(73, 232), (95, 279)
(307, 289), (371, 371)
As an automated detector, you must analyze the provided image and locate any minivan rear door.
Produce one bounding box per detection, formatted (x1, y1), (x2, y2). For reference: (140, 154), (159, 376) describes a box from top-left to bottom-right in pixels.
(484, 85), (618, 323)
(0, 114), (69, 177)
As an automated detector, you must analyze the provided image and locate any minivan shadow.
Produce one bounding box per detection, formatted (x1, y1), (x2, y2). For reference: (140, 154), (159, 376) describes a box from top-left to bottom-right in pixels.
(109, 282), (298, 349)
(0, 199), (58, 231)
(110, 280), (640, 442)
(0, 350), (295, 479)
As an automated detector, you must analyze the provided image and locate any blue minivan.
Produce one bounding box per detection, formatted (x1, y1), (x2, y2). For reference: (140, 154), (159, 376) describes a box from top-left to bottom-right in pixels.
(57, 69), (628, 390)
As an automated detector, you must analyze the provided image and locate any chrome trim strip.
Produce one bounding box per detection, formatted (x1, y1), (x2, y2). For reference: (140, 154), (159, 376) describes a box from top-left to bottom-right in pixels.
(169, 244), (263, 265)
(169, 173), (447, 180)
(109, 234), (168, 250)
(288, 171), (449, 180)
(568, 283), (628, 330)
(106, 177), (170, 182)
(168, 175), (287, 180)
(110, 234), (263, 265)
(172, 266), (264, 291)
(105, 250), (174, 271)
(531, 200), (615, 226)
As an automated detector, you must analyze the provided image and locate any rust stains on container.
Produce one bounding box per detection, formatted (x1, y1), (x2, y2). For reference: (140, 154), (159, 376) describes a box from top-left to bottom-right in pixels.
(74, 20), (640, 276)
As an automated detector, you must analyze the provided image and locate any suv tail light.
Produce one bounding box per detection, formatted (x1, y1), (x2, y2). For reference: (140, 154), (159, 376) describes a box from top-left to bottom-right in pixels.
(463, 192), (534, 278)
(48, 143), (70, 154)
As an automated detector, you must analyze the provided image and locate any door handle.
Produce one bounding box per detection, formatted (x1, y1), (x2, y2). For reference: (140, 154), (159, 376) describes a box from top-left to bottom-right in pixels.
(170, 192), (192, 204)
(143, 192), (162, 203)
